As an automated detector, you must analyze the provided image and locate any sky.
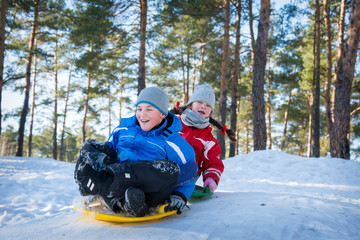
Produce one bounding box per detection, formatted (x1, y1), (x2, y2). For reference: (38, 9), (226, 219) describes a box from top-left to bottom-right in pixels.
(0, 149), (359, 240)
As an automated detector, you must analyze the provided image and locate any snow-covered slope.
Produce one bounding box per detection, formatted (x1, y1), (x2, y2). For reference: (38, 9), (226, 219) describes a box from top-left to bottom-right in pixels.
(0, 150), (359, 240)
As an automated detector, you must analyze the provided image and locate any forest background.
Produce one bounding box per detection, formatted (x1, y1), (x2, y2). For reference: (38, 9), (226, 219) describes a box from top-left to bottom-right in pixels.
(0, 0), (359, 163)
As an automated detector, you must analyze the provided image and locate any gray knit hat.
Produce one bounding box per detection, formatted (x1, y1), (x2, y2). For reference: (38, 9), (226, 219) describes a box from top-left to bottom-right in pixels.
(136, 87), (169, 116)
(186, 84), (215, 110)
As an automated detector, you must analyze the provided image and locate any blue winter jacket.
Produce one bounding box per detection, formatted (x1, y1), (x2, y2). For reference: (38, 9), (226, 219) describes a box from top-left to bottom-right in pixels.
(106, 111), (197, 200)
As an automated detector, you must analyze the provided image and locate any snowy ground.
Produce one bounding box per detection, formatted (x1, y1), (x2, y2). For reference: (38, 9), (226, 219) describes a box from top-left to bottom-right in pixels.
(0, 150), (359, 240)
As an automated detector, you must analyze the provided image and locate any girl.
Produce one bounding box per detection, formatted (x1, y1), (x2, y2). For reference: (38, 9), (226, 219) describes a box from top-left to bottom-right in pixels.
(171, 84), (235, 193)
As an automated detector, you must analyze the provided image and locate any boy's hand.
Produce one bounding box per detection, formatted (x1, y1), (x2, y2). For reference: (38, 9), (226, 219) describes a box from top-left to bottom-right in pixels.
(166, 193), (187, 214)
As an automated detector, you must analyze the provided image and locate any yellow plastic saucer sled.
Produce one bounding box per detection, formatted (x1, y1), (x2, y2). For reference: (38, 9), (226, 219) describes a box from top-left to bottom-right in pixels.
(74, 199), (177, 223)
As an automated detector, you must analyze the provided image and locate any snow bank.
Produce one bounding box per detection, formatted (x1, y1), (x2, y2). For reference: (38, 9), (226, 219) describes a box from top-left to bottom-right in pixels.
(0, 151), (359, 240)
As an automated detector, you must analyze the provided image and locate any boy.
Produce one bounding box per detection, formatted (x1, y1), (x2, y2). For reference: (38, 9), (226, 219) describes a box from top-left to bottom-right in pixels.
(75, 87), (197, 217)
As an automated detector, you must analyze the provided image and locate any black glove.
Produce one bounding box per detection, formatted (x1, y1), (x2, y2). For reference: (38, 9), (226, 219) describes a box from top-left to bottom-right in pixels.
(165, 192), (187, 215)
(79, 139), (117, 171)
(75, 160), (104, 196)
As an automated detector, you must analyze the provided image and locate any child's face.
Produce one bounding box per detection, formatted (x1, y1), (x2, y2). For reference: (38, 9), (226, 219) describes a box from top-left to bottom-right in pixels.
(136, 103), (166, 132)
(191, 101), (212, 118)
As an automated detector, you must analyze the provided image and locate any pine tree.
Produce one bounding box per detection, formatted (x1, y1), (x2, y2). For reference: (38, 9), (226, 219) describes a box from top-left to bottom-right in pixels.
(252, 0), (270, 150)
(229, 0), (241, 157)
(59, 63), (72, 162)
(331, 0), (360, 159)
(16, 1), (39, 156)
(312, 0), (321, 157)
(0, 0), (6, 136)
(28, 46), (37, 157)
(70, 0), (117, 143)
(138, 0), (147, 94)
(323, 0), (333, 140)
(217, 0), (230, 159)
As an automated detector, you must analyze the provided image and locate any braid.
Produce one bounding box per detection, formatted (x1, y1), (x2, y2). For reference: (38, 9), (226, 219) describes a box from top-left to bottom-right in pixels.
(209, 117), (237, 142)
(171, 105), (237, 142)
(170, 106), (186, 115)
(209, 117), (222, 130)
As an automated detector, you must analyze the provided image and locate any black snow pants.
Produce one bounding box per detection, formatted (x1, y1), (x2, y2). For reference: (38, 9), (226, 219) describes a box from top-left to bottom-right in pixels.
(74, 139), (180, 212)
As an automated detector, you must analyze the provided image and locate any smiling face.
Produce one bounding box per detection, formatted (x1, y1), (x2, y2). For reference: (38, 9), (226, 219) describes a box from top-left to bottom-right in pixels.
(190, 101), (212, 118)
(136, 103), (166, 132)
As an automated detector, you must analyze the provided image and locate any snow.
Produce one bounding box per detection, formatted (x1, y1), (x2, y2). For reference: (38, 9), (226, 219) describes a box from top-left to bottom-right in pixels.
(0, 150), (359, 240)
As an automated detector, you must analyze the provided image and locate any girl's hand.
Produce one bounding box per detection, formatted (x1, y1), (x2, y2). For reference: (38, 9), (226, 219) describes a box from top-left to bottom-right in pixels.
(203, 177), (217, 192)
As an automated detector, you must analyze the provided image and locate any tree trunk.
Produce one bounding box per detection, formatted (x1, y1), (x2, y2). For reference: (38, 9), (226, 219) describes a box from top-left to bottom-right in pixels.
(181, 41), (186, 103)
(307, 94), (313, 157)
(217, 0), (230, 159)
(0, 0), (7, 136)
(16, 2), (38, 156)
(323, 0), (333, 141)
(186, 48), (190, 103)
(307, 15), (318, 158)
(281, 91), (292, 151)
(138, 0), (147, 95)
(198, 46), (205, 83)
(82, 74), (91, 143)
(252, 0), (270, 150)
(248, 0), (255, 70)
(235, 128), (239, 155)
(245, 120), (249, 154)
(230, 0), (241, 157)
(28, 48), (37, 157)
(52, 36), (58, 160)
(313, 0), (321, 157)
(119, 76), (124, 125)
(192, 52), (197, 93)
(266, 56), (272, 149)
(59, 63), (72, 162)
(331, 0), (360, 159)
(108, 80), (111, 136)
(332, 0), (346, 118)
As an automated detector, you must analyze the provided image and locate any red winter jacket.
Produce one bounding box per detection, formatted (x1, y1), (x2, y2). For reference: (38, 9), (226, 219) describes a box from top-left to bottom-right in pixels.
(179, 121), (224, 184)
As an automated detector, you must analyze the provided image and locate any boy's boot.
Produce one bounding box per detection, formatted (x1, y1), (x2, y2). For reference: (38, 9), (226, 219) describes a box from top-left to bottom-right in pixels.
(119, 187), (149, 217)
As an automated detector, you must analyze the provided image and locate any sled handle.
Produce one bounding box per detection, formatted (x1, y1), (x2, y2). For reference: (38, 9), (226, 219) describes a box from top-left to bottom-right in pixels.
(158, 203), (169, 214)
(204, 186), (210, 193)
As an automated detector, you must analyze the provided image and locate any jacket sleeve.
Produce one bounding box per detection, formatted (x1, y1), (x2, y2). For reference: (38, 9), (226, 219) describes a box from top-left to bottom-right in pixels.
(200, 136), (224, 184)
(106, 126), (120, 151)
(165, 134), (197, 200)
(106, 115), (136, 152)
